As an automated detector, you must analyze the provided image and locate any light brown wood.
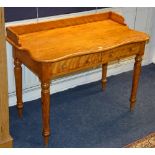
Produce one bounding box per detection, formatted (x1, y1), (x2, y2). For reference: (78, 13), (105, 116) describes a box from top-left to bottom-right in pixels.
(130, 43), (145, 111)
(6, 11), (149, 145)
(13, 47), (23, 117)
(41, 81), (51, 146)
(130, 55), (143, 111)
(102, 64), (108, 90)
(6, 12), (148, 63)
(0, 139), (13, 148)
(6, 11), (124, 42)
(51, 53), (101, 77)
(0, 7), (13, 148)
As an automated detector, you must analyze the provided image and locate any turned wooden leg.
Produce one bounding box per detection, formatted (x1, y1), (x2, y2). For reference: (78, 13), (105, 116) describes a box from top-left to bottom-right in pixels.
(41, 81), (50, 146)
(130, 55), (143, 111)
(14, 58), (23, 118)
(102, 63), (108, 90)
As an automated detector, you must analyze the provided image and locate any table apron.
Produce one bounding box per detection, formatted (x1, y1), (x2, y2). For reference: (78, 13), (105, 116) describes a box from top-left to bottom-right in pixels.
(49, 42), (145, 79)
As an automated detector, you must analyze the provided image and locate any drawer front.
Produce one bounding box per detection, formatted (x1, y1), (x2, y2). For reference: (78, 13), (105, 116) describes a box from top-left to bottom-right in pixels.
(102, 43), (141, 63)
(51, 53), (101, 75)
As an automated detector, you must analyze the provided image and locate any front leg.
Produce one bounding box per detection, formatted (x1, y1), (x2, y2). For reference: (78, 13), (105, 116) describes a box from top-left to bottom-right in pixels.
(130, 54), (143, 111)
(41, 81), (51, 146)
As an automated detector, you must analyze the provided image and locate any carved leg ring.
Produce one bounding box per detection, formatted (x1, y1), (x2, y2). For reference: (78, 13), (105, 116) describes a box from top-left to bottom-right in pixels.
(102, 63), (108, 90)
(14, 58), (23, 118)
(41, 81), (51, 146)
(130, 55), (143, 111)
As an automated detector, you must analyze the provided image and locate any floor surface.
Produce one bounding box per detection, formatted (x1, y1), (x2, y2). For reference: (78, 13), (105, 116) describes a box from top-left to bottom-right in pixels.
(9, 64), (155, 148)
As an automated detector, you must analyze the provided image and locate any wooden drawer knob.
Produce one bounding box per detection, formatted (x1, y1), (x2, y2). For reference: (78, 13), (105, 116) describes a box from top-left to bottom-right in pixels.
(61, 63), (67, 69)
(129, 47), (135, 52)
(109, 53), (113, 58)
(86, 58), (91, 63)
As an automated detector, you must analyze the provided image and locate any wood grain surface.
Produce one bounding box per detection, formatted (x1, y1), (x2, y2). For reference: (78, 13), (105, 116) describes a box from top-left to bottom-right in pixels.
(7, 12), (149, 62)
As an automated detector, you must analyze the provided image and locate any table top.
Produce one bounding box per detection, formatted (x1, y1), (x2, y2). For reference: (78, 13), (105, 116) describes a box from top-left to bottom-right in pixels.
(6, 11), (149, 63)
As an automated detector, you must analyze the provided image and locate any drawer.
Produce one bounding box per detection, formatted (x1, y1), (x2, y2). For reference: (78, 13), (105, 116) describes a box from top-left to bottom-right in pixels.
(102, 43), (141, 63)
(110, 43), (140, 59)
(51, 53), (101, 75)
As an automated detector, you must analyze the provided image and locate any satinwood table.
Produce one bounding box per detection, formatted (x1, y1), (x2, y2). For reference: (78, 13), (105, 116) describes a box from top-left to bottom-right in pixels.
(6, 11), (149, 145)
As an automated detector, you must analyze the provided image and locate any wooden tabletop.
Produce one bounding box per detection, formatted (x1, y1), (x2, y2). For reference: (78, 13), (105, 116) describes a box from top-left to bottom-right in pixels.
(6, 11), (149, 63)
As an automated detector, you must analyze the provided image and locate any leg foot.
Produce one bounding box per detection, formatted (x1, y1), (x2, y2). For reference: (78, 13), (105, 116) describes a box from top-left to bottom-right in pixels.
(43, 136), (49, 147)
(102, 63), (108, 91)
(17, 107), (23, 118)
(102, 79), (107, 90)
(130, 99), (136, 112)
